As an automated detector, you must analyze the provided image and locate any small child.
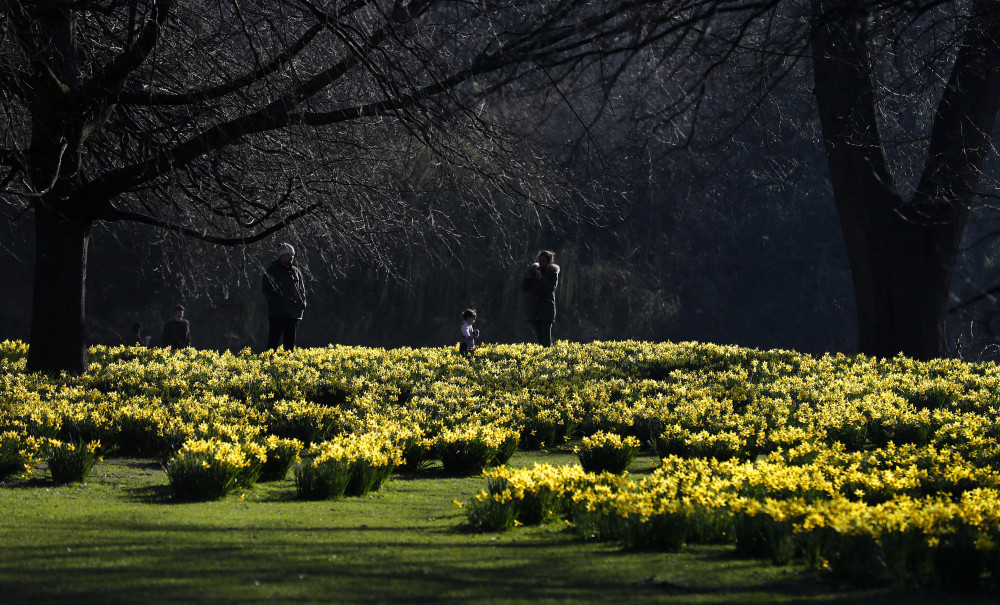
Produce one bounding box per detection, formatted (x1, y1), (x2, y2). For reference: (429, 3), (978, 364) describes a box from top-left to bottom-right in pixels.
(459, 309), (480, 357)
(130, 322), (151, 347)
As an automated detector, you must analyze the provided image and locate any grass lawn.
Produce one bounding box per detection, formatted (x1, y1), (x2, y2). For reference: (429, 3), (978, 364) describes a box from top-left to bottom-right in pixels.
(0, 449), (992, 604)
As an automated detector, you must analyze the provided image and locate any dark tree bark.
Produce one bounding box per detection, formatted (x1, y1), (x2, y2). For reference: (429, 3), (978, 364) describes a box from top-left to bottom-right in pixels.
(16, 3), (94, 373)
(811, 0), (1000, 359)
(27, 204), (91, 374)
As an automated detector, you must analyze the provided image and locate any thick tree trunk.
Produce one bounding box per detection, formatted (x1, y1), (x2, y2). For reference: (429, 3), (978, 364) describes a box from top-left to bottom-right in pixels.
(812, 0), (1000, 360)
(843, 206), (963, 360)
(25, 205), (91, 374)
(19, 4), (94, 374)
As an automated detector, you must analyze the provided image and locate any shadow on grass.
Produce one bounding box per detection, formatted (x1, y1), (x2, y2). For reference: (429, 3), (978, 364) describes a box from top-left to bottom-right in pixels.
(123, 482), (175, 503)
(252, 489), (301, 503)
(0, 475), (52, 489)
(122, 471), (461, 505)
(2, 514), (997, 605)
(3, 528), (985, 605)
(110, 458), (164, 470)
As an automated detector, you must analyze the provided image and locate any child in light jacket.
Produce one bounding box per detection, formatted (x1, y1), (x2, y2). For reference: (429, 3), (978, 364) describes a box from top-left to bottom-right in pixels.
(459, 309), (480, 357)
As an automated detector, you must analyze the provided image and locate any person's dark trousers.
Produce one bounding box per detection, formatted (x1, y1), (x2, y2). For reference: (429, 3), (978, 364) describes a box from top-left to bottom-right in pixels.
(530, 321), (553, 347)
(268, 318), (299, 350)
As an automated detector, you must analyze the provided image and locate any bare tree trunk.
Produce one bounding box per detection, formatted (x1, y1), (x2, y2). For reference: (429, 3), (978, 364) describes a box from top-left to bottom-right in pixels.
(26, 204), (91, 374)
(811, 0), (1000, 359)
(17, 4), (92, 374)
(844, 208), (961, 360)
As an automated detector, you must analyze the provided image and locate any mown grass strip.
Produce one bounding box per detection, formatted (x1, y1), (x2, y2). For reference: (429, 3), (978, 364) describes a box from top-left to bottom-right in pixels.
(0, 452), (993, 604)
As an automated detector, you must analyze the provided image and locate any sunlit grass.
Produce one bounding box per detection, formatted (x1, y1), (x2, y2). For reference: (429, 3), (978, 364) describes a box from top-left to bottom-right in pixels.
(0, 452), (994, 604)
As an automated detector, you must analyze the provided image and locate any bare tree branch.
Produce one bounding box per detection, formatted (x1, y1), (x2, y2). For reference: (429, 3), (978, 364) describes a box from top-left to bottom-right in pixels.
(103, 200), (324, 245)
(78, 0), (174, 101)
(116, 22), (324, 106)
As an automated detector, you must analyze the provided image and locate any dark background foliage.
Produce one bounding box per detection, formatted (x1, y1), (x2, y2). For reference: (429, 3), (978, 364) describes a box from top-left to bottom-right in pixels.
(0, 103), (858, 354)
(4, 0), (1000, 362)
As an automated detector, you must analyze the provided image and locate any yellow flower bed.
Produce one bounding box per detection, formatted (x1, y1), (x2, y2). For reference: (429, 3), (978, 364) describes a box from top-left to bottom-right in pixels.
(4, 340), (1000, 586)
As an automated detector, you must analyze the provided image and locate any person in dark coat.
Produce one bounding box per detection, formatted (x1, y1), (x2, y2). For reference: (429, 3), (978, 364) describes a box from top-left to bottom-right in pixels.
(262, 242), (307, 350)
(161, 304), (191, 349)
(521, 249), (560, 347)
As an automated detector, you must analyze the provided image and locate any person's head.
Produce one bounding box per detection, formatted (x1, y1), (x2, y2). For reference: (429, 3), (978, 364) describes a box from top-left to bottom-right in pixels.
(131, 322), (142, 333)
(462, 309), (477, 323)
(276, 242), (295, 267)
(173, 304), (185, 320)
(537, 250), (555, 267)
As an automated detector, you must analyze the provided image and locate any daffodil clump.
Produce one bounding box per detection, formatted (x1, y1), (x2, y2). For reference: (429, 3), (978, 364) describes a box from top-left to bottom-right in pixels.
(295, 431), (402, 500)
(574, 431), (640, 474)
(267, 398), (356, 445)
(464, 463), (592, 530)
(341, 430), (402, 496)
(295, 439), (354, 500)
(372, 415), (433, 473)
(517, 405), (565, 450)
(166, 438), (259, 501)
(259, 436), (304, 482)
(0, 430), (39, 480)
(436, 424), (519, 476)
(0, 339), (28, 369)
(44, 438), (101, 484)
(731, 488), (1000, 587)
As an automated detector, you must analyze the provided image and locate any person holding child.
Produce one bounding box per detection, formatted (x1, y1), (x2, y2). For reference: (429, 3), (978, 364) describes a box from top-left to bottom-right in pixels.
(521, 249), (560, 347)
(459, 309), (480, 357)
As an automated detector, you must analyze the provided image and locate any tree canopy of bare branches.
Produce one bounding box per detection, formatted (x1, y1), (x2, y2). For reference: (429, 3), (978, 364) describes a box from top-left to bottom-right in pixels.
(4, 0), (998, 372)
(0, 0), (745, 373)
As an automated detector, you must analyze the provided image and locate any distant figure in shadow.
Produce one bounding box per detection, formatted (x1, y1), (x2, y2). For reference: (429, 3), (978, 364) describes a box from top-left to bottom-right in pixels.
(521, 249), (560, 347)
(161, 304), (191, 349)
(130, 322), (151, 347)
(263, 242), (307, 350)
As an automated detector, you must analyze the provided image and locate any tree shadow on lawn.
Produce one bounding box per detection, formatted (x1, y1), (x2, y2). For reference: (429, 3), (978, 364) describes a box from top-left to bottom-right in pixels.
(252, 488), (301, 503)
(0, 475), (53, 489)
(0, 525), (756, 602)
(122, 470), (479, 504)
(122, 482), (176, 503)
(3, 459), (171, 491)
(124, 482), (321, 504)
(4, 520), (997, 605)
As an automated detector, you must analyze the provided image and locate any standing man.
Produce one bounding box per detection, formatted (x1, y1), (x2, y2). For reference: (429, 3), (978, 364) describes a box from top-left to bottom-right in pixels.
(161, 304), (191, 348)
(521, 249), (560, 347)
(263, 242), (307, 350)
